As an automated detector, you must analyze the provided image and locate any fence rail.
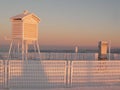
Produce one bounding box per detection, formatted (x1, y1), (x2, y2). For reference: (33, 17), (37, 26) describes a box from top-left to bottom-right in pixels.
(71, 61), (120, 87)
(1, 52), (120, 60)
(0, 60), (5, 88)
(0, 60), (120, 88)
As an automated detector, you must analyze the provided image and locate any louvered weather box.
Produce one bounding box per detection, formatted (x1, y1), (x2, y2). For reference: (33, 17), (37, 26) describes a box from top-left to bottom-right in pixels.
(98, 41), (108, 60)
(9, 10), (40, 60)
(11, 10), (40, 40)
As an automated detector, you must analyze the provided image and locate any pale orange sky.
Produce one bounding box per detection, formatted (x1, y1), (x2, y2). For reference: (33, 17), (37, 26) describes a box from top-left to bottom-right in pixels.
(0, 0), (120, 48)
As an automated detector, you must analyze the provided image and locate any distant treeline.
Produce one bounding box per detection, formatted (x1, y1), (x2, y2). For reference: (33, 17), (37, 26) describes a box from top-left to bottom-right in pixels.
(40, 48), (120, 53)
(0, 45), (120, 53)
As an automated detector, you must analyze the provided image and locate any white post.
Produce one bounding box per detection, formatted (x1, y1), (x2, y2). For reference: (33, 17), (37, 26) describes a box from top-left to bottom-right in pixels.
(36, 41), (40, 60)
(75, 46), (78, 60)
(34, 41), (37, 52)
(25, 41), (28, 60)
(109, 40), (111, 60)
(33, 41), (37, 59)
(22, 40), (24, 60)
(8, 40), (13, 60)
(17, 41), (20, 59)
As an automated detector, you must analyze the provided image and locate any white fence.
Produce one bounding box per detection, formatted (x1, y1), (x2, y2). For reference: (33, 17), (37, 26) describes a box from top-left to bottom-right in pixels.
(1, 52), (120, 60)
(0, 60), (5, 88)
(39, 53), (98, 60)
(0, 52), (98, 60)
(8, 60), (66, 88)
(0, 60), (120, 88)
(71, 61), (120, 87)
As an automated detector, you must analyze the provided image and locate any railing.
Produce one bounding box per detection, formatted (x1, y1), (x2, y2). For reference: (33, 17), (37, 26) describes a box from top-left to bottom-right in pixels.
(71, 61), (120, 87)
(0, 60), (5, 88)
(0, 60), (120, 88)
(1, 52), (120, 60)
(8, 60), (66, 88)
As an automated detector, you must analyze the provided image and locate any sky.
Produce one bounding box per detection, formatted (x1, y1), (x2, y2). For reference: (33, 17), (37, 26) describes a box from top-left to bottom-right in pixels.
(0, 0), (120, 49)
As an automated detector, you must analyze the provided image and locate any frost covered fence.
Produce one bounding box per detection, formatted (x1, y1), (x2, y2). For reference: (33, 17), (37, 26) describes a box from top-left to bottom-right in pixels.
(1, 52), (120, 60)
(0, 60), (120, 89)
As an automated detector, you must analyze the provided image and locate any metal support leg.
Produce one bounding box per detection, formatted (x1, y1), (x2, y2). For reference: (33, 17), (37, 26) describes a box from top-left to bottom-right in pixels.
(33, 41), (37, 52)
(33, 41), (37, 59)
(17, 41), (20, 59)
(22, 40), (24, 60)
(36, 41), (40, 60)
(25, 41), (28, 60)
(8, 40), (13, 60)
(6, 40), (13, 88)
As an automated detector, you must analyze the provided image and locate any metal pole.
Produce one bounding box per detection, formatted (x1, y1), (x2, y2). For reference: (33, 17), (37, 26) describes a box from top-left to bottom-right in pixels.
(6, 60), (9, 89)
(36, 41), (40, 60)
(25, 41), (28, 60)
(75, 46), (78, 60)
(109, 40), (111, 60)
(8, 40), (13, 60)
(7, 40), (13, 88)
(33, 41), (37, 52)
(33, 41), (37, 59)
(18, 41), (20, 59)
(22, 40), (24, 60)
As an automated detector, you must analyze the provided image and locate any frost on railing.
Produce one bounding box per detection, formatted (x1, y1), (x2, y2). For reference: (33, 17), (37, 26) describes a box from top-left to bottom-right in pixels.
(1, 60), (120, 88)
(0, 60), (5, 88)
(8, 60), (66, 88)
(71, 61), (120, 86)
(1, 52), (120, 60)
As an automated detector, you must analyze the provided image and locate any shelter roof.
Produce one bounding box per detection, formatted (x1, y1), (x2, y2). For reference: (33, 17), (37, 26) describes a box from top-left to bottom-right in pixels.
(10, 10), (40, 22)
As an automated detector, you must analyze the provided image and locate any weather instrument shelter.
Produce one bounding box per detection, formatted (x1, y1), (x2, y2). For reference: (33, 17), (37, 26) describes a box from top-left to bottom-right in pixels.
(98, 41), (108, 60)
(9, 10), (40, 60)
